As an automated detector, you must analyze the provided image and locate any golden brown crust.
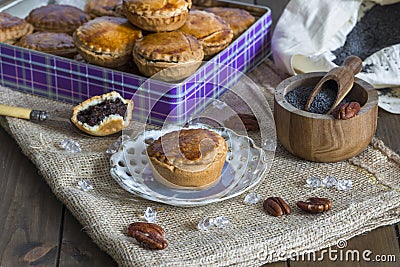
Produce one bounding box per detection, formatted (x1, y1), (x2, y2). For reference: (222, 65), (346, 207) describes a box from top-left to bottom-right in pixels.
(133, 31), (203, 79)
(122, 0), (191, 32)
(147, 128), (228, 188)
(0, 12), (34, 44)
(17, 32), (77, 58)
(73, 16), (142, 67)
(25, 4), (90, 35)
(84, 0), (123, 18)
(133, 31), (203, 62)
(71, 91), (134, 137)
(204, 7), (255, 39)
(179, 10), (233, 57)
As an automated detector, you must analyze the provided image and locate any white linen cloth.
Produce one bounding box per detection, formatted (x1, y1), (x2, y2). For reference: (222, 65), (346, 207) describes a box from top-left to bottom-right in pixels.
(272, 0), (400, 88)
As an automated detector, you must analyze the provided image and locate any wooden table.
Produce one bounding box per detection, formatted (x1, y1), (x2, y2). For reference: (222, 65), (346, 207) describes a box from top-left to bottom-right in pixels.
(1, 1), (399, 266)
(0, 107), (398, 267)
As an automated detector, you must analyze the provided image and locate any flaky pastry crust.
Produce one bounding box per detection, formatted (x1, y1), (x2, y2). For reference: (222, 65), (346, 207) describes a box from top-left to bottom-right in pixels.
(0, 13), (33, 44)
(122, 0), (191, 32)
(132, 31), (203, 80)
(147, 128), (228, 188)
(17, 32), (77, 58)
(73, 16), (142, 67)
(25, 4), (90, 35)
(205, 7), (255, 39)
(179, 10), (233, 57)
(84, 0), (123, 18)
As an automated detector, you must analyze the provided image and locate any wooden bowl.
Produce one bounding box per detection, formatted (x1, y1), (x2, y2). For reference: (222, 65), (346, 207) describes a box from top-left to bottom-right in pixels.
(274, 72), (378, 162)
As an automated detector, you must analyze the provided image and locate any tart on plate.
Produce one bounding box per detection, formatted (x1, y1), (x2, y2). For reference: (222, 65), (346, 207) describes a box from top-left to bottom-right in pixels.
(17, 32), (77, 58)
(25, 4), (90, 35)
(132, 31), (204, 80)
(0, 12), (33, 44)
(122, 0), (191, 32)
(71, 91), (134, 136)
(146, 128), (228, 188)
(179, 10), (233, 57)
(73, 16), (142, 67)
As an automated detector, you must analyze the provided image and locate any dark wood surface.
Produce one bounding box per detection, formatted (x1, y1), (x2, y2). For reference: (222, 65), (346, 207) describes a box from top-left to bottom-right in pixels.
(1, 108), (399, 267)
(1, 1), (399, 266)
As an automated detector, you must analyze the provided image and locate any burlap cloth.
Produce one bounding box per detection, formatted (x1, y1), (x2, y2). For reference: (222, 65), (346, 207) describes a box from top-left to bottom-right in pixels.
(1, 59), (399, 266)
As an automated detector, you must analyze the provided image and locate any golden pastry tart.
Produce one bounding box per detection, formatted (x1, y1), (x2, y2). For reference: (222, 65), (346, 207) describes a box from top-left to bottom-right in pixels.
(0, 12), (33, 44)
(179, 10), (233, 57)
(122, 0), (192, 32)
(73, 16), (142, 67)
(17, 32), (77, 58)
(84, 0), (122, 18)
(204, 7), (255, 39)
(25, 4), (90, 35)
(71, 91), (133, 137)
(132, 31), (204, 80)
(147, 128), (228, 188)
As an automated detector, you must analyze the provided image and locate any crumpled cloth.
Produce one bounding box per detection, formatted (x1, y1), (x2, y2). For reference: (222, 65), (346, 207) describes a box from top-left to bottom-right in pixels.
(272, 0), (400, 89)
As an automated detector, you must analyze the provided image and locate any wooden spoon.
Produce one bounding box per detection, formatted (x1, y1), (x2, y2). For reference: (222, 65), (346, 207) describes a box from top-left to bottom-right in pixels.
(304, 55), (363, 114)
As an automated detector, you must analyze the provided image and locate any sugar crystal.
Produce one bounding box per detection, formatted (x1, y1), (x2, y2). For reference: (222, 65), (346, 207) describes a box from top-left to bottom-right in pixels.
(243, 192), (261, 205)
(322, 176), (339, 188)
(214, 216), (230, 229)
(78, 179), (93, 192)
(306, 176), (322, 188)
(197, 217), (214, 231)
(337, 179), (353, 191)
(143, 207), (157, 223)
(60, 139), (81, 153)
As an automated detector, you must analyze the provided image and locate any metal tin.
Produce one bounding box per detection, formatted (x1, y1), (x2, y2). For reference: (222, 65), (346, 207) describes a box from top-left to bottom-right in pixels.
(0, 0), (271, 124)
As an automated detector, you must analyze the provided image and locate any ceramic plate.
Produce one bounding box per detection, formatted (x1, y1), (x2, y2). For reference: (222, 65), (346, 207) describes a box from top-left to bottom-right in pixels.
(110, 124), (270, 207)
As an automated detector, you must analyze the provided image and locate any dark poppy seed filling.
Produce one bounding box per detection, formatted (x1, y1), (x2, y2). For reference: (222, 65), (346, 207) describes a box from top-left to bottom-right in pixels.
(77, 98), (127, 126)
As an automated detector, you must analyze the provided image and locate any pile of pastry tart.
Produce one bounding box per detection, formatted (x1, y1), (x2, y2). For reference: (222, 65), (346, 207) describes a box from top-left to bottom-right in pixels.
(0, 0), (255, 80)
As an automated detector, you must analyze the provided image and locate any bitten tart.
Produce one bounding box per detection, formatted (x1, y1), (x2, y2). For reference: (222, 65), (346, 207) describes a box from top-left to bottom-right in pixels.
(147, 128), (228, 188)
(84, 0), (122, 18)
(204, 7), (255, 39)
(179, 10), (233, 57)
(25, 4), (90, 35)
(71, 91), (133, 136)
(73, 16), (142, 67)
(0, 12), (33, 44)
(122, 0), (192, 32)
(17, 32), (77, 58)
(132, 31), (204, 80)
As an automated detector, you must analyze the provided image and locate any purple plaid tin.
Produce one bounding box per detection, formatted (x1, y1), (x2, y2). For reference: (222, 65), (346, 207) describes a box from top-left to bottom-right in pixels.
(0, 0), (271, 125)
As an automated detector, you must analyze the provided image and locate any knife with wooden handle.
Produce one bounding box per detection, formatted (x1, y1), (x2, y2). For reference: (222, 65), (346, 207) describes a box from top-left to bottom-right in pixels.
(0, 104), (99, 138)
(0, 104), (49, 121)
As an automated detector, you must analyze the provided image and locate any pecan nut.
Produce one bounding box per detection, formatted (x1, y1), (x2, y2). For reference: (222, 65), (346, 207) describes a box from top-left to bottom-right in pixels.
(263, 197), (291, 217)
(127, 222), (168, 250)
(332, 102), (361, 120)
(238, 114), (259, 131)
(296, 197), (332, 213)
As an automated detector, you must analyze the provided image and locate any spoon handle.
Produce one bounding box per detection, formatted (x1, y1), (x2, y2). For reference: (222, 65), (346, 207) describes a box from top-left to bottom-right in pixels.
(343, 55), (363, 75)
